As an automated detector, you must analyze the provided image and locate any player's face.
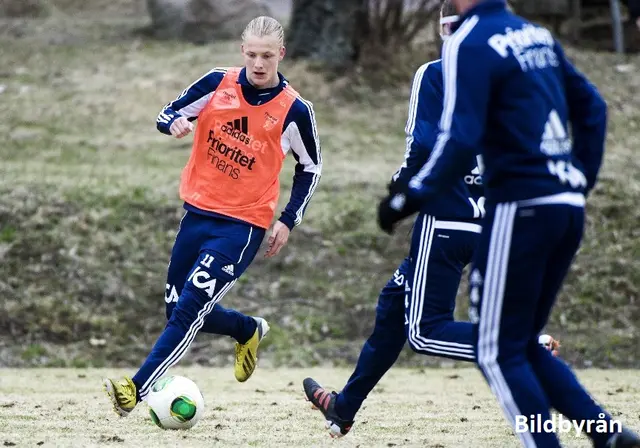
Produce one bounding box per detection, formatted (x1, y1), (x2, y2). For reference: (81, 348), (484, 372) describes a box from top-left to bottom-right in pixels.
(451, 0), (478, 14)
(241, 34), (285, 89)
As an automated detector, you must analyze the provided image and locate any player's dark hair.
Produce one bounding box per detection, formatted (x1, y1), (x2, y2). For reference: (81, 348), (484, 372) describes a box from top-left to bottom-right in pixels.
(441, 0), (457, 18)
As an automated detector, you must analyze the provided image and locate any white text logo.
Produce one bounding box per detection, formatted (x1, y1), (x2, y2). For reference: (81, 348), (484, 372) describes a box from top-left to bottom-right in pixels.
(541, 110), (572, 155)
(488, 24), (559, 72)
(187, 266), (217, 298)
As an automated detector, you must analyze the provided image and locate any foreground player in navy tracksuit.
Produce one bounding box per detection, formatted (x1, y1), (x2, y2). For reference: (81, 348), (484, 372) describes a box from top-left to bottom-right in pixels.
(380, 1), (640, 447)
(302, 1), (556, 439)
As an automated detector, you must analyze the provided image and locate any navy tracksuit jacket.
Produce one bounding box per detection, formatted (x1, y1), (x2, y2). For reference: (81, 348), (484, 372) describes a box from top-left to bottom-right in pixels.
(335, 59), (485, 421)
(407, 1), (613, 447)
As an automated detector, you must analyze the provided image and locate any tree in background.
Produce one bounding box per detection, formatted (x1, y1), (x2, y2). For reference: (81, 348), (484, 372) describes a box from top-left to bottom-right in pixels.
(286, 0), (441, 74)
(145, 0), (271, 43)
(286, 0), (364, 68)
(0, 0), (51, 17)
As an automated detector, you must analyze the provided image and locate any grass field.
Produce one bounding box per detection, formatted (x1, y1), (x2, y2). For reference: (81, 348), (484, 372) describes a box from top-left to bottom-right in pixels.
(0, 1), (639, 368)
(0, 367), (639, 447)
(1, 5), (640, 446)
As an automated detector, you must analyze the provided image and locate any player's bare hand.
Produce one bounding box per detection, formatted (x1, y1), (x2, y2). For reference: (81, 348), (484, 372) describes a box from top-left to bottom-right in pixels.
(170, 117), (194, 139)
(265, 221), (290, 258)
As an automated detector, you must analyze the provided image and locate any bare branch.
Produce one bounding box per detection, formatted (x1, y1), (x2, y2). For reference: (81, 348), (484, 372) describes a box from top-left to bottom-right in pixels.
(403, 0), (439, 41)
(389, 0), (404, 34)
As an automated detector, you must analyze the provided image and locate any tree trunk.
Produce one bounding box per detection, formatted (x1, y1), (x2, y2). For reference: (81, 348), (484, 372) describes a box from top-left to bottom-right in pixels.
(0, 0), (50, 17)
(287, 0), (365, 69)
(514, 0), (571, 15)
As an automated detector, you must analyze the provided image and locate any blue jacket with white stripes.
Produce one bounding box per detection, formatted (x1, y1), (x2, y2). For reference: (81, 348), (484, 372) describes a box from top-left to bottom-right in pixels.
(392, 59), (485, 221)
(407, 0), (607, 206)
(156, 67), (322, 231)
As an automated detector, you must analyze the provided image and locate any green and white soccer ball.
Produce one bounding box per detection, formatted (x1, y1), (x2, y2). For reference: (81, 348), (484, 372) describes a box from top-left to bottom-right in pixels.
(146, 375), (204, 430)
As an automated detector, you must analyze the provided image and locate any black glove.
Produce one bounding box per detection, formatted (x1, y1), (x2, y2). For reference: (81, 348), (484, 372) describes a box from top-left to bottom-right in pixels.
(377, 182), (421, 234)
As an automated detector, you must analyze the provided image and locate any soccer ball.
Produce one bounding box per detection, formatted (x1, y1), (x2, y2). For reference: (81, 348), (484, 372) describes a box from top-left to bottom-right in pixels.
(146, 375), (204, 430)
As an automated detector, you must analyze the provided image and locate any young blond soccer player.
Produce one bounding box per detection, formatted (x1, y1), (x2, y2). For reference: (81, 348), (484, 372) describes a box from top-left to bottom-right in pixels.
(104, 16), (322, 417)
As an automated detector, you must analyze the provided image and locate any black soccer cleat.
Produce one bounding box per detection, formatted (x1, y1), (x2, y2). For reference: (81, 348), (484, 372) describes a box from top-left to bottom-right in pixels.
(302, 377), (354, 438)
(606, 427), (640, 448)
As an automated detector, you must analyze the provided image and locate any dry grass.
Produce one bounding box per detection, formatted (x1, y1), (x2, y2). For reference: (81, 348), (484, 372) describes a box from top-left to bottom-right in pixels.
(1, 11), (640, 446)
(0, 367), (639, 447)
(0, 11), (639, 368)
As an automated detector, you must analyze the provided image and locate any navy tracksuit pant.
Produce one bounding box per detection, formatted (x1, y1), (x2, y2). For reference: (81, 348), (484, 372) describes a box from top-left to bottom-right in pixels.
(472, 198), (615, 448)
(335, 212), (481, 421)
(132, 210), (265, 400)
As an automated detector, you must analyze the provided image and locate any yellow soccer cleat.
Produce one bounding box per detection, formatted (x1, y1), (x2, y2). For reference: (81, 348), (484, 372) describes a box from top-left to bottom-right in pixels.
(235, 317), (270, 382)
(103, 376), (138, 417)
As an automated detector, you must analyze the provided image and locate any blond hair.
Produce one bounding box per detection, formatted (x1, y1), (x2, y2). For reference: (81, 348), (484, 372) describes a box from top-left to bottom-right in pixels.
(241, 16), (285, 46)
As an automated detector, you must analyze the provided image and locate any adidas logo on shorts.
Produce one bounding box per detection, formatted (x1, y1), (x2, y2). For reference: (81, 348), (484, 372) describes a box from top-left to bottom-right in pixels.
(221, 264), (235, 276)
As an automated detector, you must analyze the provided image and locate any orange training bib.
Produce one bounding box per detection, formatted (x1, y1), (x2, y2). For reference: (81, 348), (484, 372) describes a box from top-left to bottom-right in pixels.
(179, 68), (299, 229)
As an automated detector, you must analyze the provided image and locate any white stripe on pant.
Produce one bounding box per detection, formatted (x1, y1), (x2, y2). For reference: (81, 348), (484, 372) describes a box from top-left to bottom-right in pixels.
(408, 215), (475, 359)
(477, 202), (537, 448)
(139, 278), (237, 399)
